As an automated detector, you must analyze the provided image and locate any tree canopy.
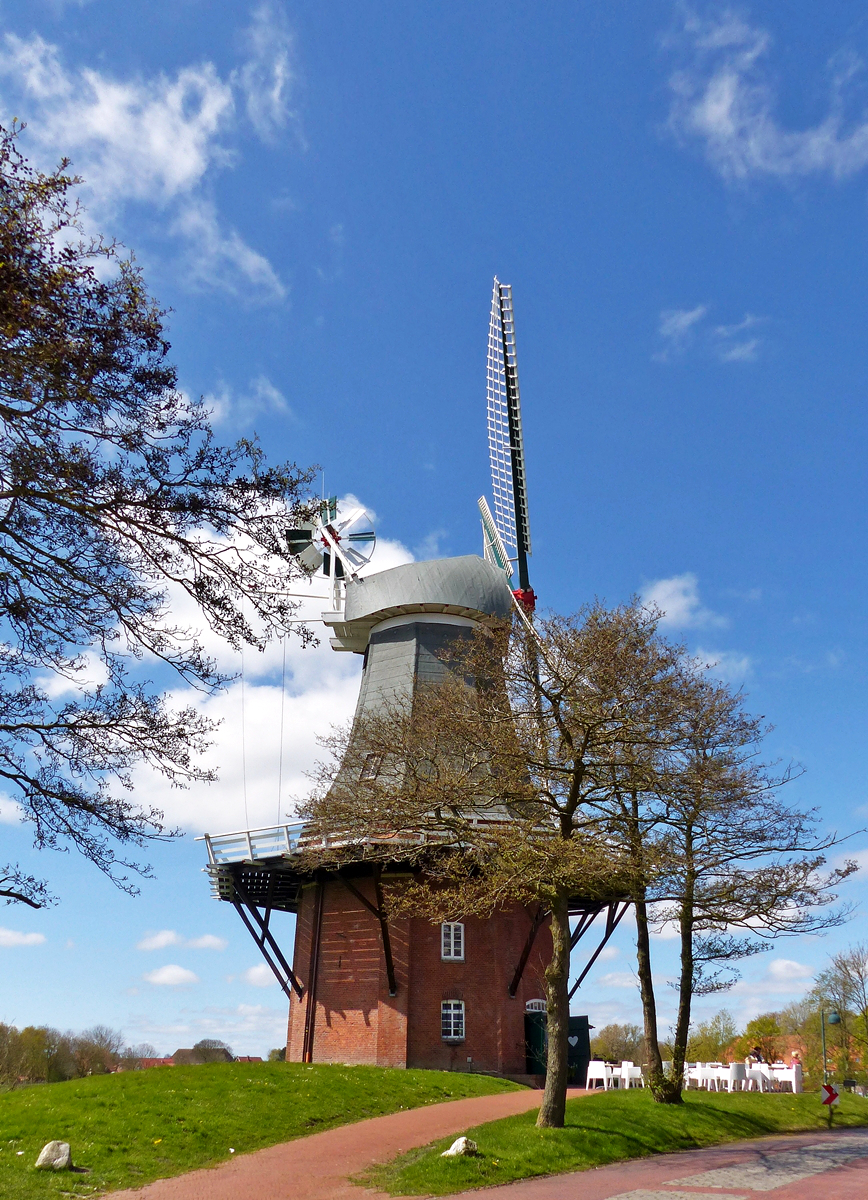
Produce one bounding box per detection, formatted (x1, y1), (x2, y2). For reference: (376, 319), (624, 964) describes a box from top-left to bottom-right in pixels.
(0, 125), (315, 907)
(304, 598), (855, 1119)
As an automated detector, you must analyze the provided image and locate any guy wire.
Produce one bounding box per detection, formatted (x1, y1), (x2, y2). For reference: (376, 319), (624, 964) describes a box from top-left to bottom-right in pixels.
(277, 635), (287, 825)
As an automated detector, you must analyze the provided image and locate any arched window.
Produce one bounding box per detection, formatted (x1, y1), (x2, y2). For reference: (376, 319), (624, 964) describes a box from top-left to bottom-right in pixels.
(441, 1000), (465, 1041)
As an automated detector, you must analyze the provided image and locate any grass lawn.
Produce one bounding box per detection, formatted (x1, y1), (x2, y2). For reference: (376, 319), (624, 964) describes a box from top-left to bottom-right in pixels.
(363, 1088), (868, 1195)
(0, 1061), (518, 1199)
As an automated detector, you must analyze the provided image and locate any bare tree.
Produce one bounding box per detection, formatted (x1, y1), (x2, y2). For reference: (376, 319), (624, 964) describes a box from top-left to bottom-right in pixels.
(303, 601), (682, 1126)
(626, 676), (855, 1101)
(0, 124), (316, 905)
(304, 598), (856, 1117)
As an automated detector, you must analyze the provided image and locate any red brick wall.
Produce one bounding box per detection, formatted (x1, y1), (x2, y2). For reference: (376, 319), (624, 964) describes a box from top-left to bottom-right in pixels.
(287, 878), (551, 1075)
(287, 878), (409, 1067)
(406, 905), (551, 1075)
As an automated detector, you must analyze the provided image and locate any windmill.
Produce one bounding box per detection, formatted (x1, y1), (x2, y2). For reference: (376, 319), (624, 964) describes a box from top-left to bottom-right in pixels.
(197, 277), (627, 1079)
(285, 498), (376, 608)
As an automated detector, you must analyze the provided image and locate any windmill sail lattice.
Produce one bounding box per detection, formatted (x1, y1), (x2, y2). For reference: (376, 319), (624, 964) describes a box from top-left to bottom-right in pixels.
(486, 278), (532, 592)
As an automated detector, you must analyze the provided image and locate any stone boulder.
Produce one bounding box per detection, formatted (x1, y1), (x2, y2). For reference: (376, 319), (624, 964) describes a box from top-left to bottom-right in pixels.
(441, 1136), (478, 1158)
(35, 1141), (72, 1171)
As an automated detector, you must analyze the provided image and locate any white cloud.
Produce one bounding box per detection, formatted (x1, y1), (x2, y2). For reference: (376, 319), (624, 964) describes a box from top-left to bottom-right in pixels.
(170, 201), (285, 299)
(718, 336), (761, 363)
(667, 10), (868, 183)
(597, 945), (620, 961)
(206, 374), (291, 427)
(37, 651), (110, 699)
(694, 646), (753, 683)
(137, 930), (182, 951)
(713, 313), (765, 362)
(656, 303), (766, 363)
(0, 927), (46, 947)
(727, 956), (817, 1011)
(650, 920), (681, 941)
(236, 2), (299, 142)
(654, 304), (708, 361)
(187, 934), (229, 951)
(131, 512), (413, 834)
(596, 971), (638, 989)
(641, 572), (728, 630)
(242, 964), (278, 987)
(138, 930), (227, 951)
(125, 1002), (286, 1056)
(0, 14), (298, 301)
(660, 304), (707, 340)
(767, 958), (813, 982)
(0, 794), (24, 824)
(414, 529), (449, 561)
(144, 964), (200, 987)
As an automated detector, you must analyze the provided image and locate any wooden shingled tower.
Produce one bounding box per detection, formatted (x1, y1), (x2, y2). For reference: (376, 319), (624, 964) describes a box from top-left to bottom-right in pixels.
(200, 281), (629, 1078)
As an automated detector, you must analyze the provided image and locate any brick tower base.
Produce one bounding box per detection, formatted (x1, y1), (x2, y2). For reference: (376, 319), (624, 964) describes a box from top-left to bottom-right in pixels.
(286, 875), (552, 1074)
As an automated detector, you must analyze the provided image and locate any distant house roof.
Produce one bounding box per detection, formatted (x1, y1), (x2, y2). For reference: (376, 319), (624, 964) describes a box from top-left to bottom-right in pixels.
(234, 1056), (263, 1063)
(139, 1058), (175, 1069)
(172, 1047), (234, 1065)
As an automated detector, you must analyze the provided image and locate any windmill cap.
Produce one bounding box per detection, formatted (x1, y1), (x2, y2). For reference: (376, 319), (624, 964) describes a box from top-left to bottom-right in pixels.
(325, 555), (513, 653)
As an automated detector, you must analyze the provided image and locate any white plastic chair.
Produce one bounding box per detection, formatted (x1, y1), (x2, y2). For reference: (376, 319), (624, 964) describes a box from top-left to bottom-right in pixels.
(746, 1067), (771, 1092)
(586, 1060), (614, 1089)
(621, 1061), (644, 1088)
(685, 1062), (702, 1088)
(772, 1064), (802, 1093)
(723, 1063), (746, 1092)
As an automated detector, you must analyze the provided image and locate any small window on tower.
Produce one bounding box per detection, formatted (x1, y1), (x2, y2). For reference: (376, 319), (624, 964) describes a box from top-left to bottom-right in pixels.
(441, 999), (465, 1041)
(359, 753), (383, 781)
(441, 921), (464, 961)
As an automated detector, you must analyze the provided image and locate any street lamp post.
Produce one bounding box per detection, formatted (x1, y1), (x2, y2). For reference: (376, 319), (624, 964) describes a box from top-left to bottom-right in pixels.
(821, 1009), (841, 1085)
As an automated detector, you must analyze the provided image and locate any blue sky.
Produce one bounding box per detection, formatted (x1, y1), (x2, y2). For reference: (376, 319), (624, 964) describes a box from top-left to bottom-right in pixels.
(2, 0), (868, 1054)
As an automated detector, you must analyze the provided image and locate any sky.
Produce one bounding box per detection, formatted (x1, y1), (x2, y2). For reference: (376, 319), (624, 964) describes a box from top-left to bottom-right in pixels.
(2, 0), (868, 1056)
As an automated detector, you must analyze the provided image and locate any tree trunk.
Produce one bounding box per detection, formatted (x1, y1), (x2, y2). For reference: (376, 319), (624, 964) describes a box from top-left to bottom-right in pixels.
(635, 893), (681, 1104)
(671, 838), (695, 1094)
(538, 891), (570, 1128)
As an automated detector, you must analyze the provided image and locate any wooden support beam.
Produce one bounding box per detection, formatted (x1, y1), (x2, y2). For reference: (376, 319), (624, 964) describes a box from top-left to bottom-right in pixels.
(508, 904), (547, 997)
(569, 906), (603, 950)
(568, 900), (630, 1001)
(234, 902), (298, 1003)
(302, 879), (325, 1063)
(372, 866), (398, 998)
(338, 873), (381, 920)
(231, 876), (303, 999)
(338, 869), (398, 998)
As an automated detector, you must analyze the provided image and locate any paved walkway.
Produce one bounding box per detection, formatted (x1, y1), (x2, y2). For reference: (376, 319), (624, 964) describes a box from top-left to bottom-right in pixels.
(109, 1086), (589, 1200)
(443, 1127), (868, 1200)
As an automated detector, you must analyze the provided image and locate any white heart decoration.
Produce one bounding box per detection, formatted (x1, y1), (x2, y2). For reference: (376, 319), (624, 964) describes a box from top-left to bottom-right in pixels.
(568, 1036), (578, 1046)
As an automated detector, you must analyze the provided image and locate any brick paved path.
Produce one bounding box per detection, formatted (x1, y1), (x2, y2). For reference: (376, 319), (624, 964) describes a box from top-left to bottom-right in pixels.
(444, 1127), (868, 1200)
(109, 1086), (588, 1200)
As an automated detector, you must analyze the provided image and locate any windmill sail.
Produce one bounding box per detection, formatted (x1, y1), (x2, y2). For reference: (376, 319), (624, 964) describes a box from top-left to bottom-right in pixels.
(478, 496), (512, 577)
(486, 278), (532, 592)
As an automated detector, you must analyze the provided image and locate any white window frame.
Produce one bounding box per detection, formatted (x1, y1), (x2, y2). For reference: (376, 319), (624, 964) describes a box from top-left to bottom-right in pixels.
(441, 999), (465, 1041)
(441, 921), (464, 961)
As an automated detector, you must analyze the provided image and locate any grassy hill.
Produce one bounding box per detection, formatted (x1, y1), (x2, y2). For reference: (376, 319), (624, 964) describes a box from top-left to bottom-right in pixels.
(0, 1060), (518, 1199)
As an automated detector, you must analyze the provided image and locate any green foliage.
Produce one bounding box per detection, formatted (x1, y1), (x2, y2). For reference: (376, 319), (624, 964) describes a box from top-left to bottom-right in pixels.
(0, 1061), (517, 1199)
(0, 1024), (126, 1087)
(590, 1023), (644, 1063)
(735, 1014), (784, 1064)
(687, 1010), (738, 1062)
(364, 1089), (868, 1195)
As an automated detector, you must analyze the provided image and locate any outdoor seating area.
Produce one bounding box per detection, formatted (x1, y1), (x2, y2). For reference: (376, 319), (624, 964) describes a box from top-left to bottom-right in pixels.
(585, 1060), (803, 1092)
(586, 1061), (645, 1089)
(683, 1061), (803, 1093)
